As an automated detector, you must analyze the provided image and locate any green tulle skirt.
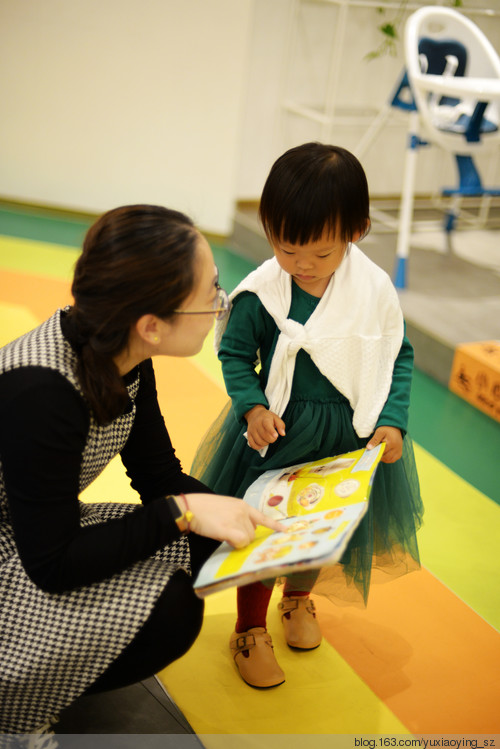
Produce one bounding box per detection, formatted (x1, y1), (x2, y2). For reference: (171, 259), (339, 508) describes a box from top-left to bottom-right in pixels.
(192, 395), (424, 606)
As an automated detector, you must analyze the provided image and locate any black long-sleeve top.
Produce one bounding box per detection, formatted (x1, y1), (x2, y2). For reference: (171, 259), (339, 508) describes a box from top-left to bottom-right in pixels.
(0, 353), (209, 594)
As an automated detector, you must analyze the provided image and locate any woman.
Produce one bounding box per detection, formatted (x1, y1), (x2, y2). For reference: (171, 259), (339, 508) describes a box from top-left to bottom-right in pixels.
(0, 204), (282, 736)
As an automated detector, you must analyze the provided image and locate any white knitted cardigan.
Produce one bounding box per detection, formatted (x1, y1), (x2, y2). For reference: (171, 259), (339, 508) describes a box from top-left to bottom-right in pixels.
(215, 245), (404, 451)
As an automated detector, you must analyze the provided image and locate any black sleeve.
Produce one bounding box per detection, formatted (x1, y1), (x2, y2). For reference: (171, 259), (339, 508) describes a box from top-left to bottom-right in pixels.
(0, 366), (206, 594)
(120, 360), (211, 499)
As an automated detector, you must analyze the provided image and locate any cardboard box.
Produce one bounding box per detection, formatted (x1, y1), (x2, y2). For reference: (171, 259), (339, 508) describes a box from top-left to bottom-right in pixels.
(449, 340), (500, 422)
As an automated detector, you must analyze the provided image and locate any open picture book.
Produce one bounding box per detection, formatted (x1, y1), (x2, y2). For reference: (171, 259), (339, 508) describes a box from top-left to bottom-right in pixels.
(193, 444), (384, 597)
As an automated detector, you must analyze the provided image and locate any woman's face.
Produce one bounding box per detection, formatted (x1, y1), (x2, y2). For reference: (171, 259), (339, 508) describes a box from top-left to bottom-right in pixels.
(160, 233), (220, 357)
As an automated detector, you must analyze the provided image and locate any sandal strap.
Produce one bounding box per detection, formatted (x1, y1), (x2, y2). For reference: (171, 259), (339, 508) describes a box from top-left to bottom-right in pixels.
(278, 596), (316, 616)
(230, 634), (255, 655)
(230, 630), (273, 657)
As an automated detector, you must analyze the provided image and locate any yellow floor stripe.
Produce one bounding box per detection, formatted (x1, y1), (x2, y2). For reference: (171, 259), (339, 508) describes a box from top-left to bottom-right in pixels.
(192, 327), (225, 388)
(415, 443), (499, 630)
(0, 235), (79, 280)
(158, 587), (410, 736)
(0, 302), (39, 345)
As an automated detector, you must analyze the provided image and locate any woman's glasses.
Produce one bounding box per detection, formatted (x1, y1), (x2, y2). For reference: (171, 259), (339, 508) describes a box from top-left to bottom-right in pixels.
(173, 282), (230, 321)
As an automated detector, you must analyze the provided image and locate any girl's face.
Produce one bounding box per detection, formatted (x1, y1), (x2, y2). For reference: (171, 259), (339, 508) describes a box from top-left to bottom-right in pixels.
(272, 227), (357, 297)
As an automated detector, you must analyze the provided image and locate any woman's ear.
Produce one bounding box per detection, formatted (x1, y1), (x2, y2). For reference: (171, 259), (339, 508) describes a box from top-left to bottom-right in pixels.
(134, 314), (164, 346)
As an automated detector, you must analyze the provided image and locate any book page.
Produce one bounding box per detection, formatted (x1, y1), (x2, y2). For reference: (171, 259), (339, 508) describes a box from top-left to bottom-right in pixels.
(194, 445), (384, 597)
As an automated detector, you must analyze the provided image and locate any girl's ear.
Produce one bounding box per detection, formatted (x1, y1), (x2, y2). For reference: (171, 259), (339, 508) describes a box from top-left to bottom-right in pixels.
(355, 218), (371, 243)
(134, 314), (164, 345)
(356, 218), (372, 242)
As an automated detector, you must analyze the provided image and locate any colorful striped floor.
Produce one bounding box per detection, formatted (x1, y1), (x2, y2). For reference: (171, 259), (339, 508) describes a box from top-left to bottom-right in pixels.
(0, 206), (498, 743)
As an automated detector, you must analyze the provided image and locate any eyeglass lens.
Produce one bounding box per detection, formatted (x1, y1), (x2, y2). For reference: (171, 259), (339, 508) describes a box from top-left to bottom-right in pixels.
(213, 287), (229, 319)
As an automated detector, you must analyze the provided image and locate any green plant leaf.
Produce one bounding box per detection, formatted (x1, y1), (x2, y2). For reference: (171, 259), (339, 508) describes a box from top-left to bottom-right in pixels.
(379, 22), (398, 39)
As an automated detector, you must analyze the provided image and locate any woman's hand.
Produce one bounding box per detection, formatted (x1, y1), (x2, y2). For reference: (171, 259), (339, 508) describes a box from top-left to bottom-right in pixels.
(180, 493), (286, 549)
(366, 426), (403, 463)
(244, 405), (286, 451)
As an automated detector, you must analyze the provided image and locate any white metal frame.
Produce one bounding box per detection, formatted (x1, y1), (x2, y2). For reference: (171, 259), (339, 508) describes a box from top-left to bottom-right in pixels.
(276, 0), (500, 248)
(278, 0), (499, 142)
(394, 6), (500, 288)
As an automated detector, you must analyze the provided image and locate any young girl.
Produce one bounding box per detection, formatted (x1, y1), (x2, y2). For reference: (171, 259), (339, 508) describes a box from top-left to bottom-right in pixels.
(193, 143), (423, 688)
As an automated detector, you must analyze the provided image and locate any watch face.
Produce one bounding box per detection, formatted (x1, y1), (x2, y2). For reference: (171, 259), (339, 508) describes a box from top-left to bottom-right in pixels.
(166, 495), (181, 517)
(167, 496), (188, 532)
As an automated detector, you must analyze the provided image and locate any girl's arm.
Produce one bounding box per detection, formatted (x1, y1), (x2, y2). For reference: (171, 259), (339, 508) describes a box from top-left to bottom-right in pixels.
(376, 332), (414, 433)
(218, 292), (287, 450)
(367, 333), (414, 463)
(217, 292), (273, 421)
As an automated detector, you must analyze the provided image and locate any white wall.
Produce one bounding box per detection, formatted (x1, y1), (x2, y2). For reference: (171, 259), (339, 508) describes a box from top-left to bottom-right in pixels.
(1, 0), (499, 234)
(237, 0), (500, 201)
(0, 0), (253, 235)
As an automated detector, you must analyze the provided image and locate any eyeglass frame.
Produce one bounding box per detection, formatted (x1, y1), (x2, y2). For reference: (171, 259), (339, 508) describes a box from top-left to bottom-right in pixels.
(172, 277), (230, 321)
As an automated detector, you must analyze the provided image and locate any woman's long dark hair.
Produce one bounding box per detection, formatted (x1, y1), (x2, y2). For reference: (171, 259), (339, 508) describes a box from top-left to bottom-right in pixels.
(66, 204), (199, 424)
(259, 142), (370, 246)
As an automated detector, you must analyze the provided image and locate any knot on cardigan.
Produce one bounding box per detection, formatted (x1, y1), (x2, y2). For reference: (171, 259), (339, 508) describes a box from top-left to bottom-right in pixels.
(280, 319), (309, 356)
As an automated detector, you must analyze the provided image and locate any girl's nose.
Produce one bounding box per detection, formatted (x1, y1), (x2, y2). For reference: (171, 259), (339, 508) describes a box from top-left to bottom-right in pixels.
(297, 260), (313, 271)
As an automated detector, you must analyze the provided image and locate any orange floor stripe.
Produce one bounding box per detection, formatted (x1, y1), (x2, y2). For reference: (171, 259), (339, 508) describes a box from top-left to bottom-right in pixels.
(0, 268), (72, 322)
(153, 355), (228, 470)
(315, 569), (500, 735)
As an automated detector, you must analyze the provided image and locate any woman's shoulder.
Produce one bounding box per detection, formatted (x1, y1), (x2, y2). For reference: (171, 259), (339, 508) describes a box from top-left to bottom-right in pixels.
(0, 364), (79, 394)
(0, 366), (89, 432)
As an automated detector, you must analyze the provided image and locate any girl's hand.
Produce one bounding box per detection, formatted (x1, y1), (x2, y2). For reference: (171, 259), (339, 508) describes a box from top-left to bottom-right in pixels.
(179, 494), (286, 549)
(366, 426), (403, 463)
(244, 405), (286, 451)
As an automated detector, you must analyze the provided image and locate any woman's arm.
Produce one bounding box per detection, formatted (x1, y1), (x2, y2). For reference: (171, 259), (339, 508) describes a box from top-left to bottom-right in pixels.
(0, 365), (282, 593)
(0, 368), (186, 593)
(120, 359), (212, 500)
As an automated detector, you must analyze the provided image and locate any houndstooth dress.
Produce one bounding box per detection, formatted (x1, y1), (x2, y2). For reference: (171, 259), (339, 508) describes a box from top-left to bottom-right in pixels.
(0, 311), (191, 735)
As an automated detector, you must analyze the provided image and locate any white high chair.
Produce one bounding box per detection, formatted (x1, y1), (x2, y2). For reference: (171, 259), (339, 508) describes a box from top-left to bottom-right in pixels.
(394, 6), (500, 289)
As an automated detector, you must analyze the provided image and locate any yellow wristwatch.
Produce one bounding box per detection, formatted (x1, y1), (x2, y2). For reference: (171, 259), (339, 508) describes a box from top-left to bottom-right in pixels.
(165, 495), (193, 534)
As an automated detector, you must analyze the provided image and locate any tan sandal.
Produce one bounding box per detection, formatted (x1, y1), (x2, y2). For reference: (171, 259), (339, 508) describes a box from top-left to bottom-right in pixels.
(229, 627), (285, 688)
(278, 595), (322, 649)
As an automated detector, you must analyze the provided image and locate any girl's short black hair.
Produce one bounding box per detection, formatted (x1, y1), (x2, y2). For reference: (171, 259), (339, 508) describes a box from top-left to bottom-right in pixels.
(259, 142), (370, 246)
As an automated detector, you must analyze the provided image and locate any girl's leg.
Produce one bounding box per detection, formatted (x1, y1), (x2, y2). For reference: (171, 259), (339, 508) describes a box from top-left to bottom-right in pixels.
(283, 568), (320, 596)
(236, 581), (274, 632)
(279, 570), (322, 649)
(230, 581), (285, 689)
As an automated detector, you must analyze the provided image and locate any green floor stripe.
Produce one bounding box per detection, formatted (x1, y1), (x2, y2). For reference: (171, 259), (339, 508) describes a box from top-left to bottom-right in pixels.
(409, 369), (500, 506)
(0, 205), (92, 248)
(210, 242), (255, 294)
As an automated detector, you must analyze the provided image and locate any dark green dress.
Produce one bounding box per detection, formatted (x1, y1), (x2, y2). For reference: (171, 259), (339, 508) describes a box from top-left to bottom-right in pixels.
(193, 282), (423, 603)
